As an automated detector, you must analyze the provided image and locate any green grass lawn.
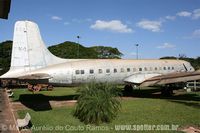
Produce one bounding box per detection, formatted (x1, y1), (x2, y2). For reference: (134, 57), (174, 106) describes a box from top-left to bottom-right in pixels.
(13, 87), (200, 133)
(12, 87), (78, 102)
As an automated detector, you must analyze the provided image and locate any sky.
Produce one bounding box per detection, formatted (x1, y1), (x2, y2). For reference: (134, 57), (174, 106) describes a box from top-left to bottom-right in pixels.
(0, 0), (200, 59)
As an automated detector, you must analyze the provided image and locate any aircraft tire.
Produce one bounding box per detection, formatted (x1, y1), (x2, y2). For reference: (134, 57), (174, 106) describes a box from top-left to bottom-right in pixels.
(124, 84), (133, 93)
(161, 86), (173, 96)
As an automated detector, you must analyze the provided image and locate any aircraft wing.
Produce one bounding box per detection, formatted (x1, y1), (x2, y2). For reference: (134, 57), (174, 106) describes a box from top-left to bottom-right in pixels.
(124, 71), (200, 87)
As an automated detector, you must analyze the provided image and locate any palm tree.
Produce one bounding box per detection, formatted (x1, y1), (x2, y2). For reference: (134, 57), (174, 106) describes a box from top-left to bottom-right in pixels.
(73, 82), (121, 125)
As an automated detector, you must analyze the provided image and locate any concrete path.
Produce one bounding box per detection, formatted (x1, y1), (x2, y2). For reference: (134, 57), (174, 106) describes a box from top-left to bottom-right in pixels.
(0, 88), (19, 133)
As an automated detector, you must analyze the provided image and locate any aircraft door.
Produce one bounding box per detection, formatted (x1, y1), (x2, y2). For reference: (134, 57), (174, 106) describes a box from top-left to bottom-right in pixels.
(65, 69), (72, 84)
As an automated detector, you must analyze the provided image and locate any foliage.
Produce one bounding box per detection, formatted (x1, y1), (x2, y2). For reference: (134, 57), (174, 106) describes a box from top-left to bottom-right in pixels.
(48, 41), (98, 59)
(0, 40), (12, 75)
(48, 41), (123, 59)
(91, 46), (123, 59)
(160, 56), (177, 59)
(74, 82), (121, 125)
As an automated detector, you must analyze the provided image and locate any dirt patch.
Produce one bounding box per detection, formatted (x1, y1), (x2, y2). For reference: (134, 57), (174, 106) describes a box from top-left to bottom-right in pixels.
(0, 89), (19, 133)
(50, 100), (77, 107)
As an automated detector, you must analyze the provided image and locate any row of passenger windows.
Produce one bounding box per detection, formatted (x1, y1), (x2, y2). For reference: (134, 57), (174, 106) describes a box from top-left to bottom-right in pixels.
(75, 66), (175, 75)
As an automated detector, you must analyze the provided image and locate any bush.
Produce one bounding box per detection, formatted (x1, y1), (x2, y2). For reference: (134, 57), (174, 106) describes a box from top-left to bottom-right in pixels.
(73, 82), (121, 125)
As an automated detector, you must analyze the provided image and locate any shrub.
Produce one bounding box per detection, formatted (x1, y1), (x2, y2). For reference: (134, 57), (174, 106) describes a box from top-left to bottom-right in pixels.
(73, 82), (121, 125)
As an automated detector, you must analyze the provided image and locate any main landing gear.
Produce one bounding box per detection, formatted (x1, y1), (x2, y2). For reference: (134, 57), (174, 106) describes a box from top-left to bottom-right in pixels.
(161, 84), (173, 96)
(124, 84), (133, 93)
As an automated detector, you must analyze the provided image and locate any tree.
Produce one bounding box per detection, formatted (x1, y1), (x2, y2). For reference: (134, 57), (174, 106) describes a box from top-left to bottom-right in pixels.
(48, 41), (123, 59)
(48, 41), (98, 59)
(0, 40), (12, 75)
(91, 46), (123, 59)
(160, 56), (177, 59)
(73, 82), (121, 125)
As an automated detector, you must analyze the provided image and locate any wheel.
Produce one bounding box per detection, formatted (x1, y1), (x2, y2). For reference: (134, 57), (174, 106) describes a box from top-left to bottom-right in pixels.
(161, 86), (173, 96)
(47, 85), (53, 91)
(124, 84), (133, 93)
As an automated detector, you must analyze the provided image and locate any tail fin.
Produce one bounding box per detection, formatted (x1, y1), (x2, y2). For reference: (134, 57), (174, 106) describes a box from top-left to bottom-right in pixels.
(1, 21), (67, 78)
(10, 20), (66, 71)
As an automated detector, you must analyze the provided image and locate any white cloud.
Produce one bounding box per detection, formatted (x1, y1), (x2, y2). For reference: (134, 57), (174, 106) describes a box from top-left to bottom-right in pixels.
(176, 11), (192, 17)
(137, 19), (162, 32)
(192, 8), (200, 19)
(51, 16), (62, 20)
(90, 20), (133, 33)
(157, 43), (176, 49)
(165, 15), (176, 20)
(192, 29), (200, 38)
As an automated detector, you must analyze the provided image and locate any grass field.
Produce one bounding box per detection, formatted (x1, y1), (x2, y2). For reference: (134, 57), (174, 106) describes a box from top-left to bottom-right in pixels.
(12, 87), (200, 133)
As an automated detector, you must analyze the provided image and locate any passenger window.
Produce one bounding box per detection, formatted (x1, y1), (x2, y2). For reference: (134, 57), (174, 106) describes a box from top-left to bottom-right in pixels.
(90, 69), (94, 74)
(81, 70), (84, 74)
(121, 68), (125, 72)
(127, 68), (130, 72)
(98, 69), (103, 74)
(155, 67), (158, 71)
(75, 70), (80, 74)
(168, 67), (170, 70)
(144, 67), (148, 71)
(114, 68), (117, 73)
(163, 67), (166, 70)
(139, 68), (142, 71)
(106, 69), (110, 73)
(172, 67), (174, 70)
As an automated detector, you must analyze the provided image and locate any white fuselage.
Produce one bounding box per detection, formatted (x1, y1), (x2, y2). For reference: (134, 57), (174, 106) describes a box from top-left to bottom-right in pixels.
(26, 59), (194, 86)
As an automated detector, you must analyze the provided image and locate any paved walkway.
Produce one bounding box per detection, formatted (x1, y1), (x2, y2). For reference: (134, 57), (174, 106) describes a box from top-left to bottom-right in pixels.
(0, 88), (19, 133)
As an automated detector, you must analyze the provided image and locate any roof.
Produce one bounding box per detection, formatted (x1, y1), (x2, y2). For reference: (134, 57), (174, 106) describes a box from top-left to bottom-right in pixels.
(0, 0), (11, 19)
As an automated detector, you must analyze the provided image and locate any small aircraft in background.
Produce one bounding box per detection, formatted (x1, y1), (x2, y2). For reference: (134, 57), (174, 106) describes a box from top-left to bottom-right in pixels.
(1, 20), (200, 94)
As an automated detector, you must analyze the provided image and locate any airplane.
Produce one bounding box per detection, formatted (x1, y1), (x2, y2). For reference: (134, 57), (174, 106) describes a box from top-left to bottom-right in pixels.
(1, 20), (200, 94)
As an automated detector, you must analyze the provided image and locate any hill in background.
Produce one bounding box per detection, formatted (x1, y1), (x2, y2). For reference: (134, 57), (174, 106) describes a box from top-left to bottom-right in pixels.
(48, 41), (123, 59)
